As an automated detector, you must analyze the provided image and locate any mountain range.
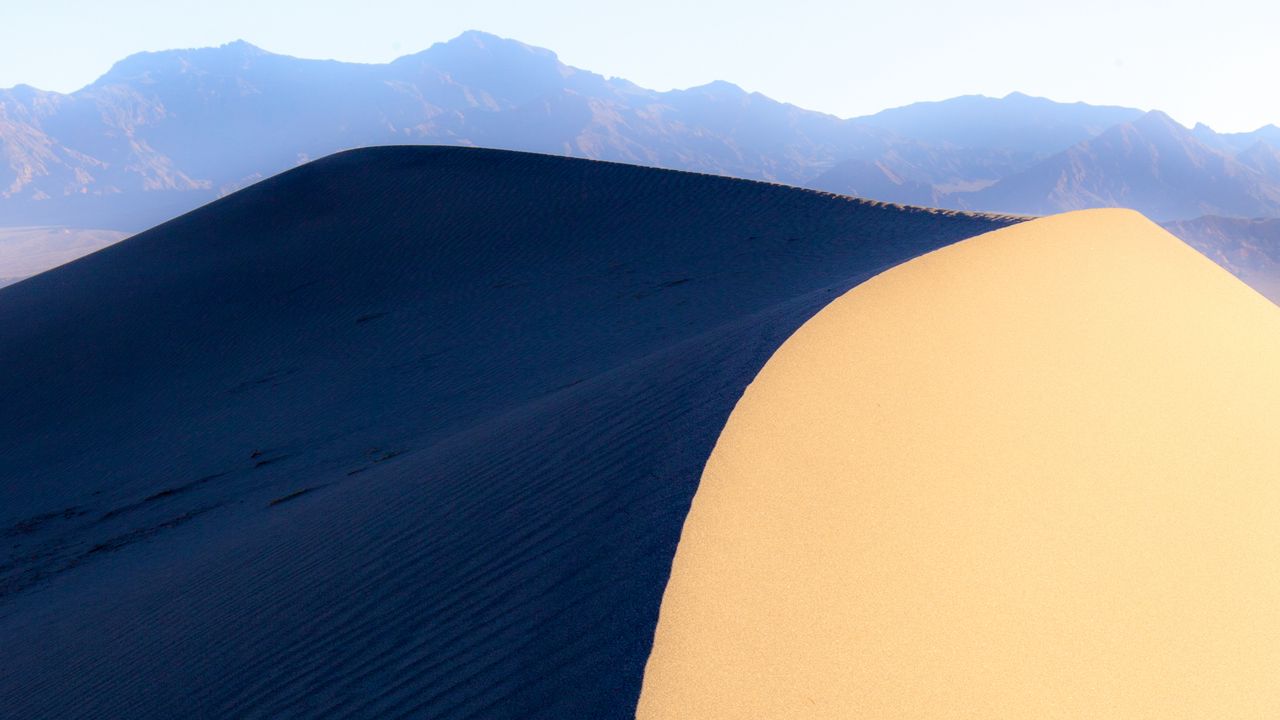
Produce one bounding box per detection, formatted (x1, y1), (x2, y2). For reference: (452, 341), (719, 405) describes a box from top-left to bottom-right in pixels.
(1162, 215), (1280, 301)
(7, 30), (1280, 236)
(968, 110), (1280, 219)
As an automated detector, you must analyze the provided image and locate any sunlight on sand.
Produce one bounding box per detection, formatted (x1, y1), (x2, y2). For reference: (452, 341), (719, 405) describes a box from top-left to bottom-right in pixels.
(639, 209), (1280, 717)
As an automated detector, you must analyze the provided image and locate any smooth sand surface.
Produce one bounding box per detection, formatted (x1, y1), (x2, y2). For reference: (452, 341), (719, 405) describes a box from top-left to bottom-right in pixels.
(638, 209), (1280, 718)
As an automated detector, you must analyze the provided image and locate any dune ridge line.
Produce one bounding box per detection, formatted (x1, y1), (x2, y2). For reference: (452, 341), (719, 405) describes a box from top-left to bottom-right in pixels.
(639, 208), (1280, 718)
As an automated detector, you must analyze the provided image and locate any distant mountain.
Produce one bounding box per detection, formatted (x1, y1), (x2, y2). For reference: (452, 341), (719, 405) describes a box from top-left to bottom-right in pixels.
(1194, 122), (1280, 154)
(0, 32), (909, 230)
(6, 31), (1280, 251)
(856, 92), (1142, 157)
(967, 111), (1280, 220)
(1163, 215), (1280, 302)
(804, 90), (1145, 193)
(0, 32), (1190, 234)
(806, 158), (938, 206)
(1236, 140), (1280, 177)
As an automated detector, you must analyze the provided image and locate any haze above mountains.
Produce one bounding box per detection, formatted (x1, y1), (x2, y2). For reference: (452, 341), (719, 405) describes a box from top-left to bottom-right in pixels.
(6, 30), (1280, 234)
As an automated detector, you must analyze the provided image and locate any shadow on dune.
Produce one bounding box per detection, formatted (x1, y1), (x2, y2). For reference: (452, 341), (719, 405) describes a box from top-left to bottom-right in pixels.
(0, 146), (1018, 718)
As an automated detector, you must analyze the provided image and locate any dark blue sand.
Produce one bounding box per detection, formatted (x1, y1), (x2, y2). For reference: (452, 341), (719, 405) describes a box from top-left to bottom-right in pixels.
(0, 147), (1019, 718)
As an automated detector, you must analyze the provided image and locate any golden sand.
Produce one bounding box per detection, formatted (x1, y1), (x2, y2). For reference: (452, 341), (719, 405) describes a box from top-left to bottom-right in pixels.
(637, 209), (1280, 718)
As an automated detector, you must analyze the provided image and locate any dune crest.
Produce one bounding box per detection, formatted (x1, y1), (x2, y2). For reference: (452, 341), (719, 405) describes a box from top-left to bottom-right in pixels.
(0, 147), (1015, 718)
(638, 209), (1280, 717)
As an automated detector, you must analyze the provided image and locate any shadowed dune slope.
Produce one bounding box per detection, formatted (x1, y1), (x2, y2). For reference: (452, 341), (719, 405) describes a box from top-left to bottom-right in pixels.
(638, 209), (1280, 718)
(0, 147), (1017, 718)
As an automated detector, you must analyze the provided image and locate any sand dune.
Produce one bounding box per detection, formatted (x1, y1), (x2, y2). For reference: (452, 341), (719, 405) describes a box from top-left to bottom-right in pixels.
(638, 209), (1280, 717)
(0, 147), (1014, 718)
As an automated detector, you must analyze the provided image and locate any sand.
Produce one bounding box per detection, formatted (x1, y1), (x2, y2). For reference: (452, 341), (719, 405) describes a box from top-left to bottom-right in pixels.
(638, 209), (1280, 718)
(0, 147), (1015, 718)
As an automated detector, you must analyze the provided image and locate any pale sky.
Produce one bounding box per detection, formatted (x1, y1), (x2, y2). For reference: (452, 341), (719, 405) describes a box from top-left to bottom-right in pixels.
(1, 0), (1274, 132)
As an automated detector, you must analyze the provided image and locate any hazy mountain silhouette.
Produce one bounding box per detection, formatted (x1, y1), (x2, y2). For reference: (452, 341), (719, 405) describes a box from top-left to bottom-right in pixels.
(807, 158), (938, 205)
(831, 92), (1146, 194)
(6, 31), (1280, 257)
(1163, 214), (1280, 302)
(855, 91), (1142, 156)
(1194, 122), (1280, 154)
(1235, 140), (1280, 177)
(0, 31), (1166, 233)
(0, 32), (909, 229)
(968, 111), (1280, 220)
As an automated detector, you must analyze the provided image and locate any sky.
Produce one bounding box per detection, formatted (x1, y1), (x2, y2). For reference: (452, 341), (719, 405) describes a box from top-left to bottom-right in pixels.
(0, 0), (1275, 132)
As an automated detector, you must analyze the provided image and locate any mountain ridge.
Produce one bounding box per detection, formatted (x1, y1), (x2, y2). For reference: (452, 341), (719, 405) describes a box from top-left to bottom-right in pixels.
(0, 31), (1161, 231)
(6, 29), (1280, 296)
(968, 110), (1280, 220)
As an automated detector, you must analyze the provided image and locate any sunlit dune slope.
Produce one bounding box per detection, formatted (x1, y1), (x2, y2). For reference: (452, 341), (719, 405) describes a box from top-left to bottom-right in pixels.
(639, 209), (1280, 718)
(0, 147), (1015, 719)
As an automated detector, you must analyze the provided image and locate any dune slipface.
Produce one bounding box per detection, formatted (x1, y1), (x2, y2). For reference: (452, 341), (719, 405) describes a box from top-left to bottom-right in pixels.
(639, 209), (1280, 717)
(0, 147), (1016, 718)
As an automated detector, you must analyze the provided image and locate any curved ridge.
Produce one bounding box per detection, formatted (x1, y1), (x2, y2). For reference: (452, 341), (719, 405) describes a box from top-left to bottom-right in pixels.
(0, 146), (1015, 718)
(638, 208), (1280, 718)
